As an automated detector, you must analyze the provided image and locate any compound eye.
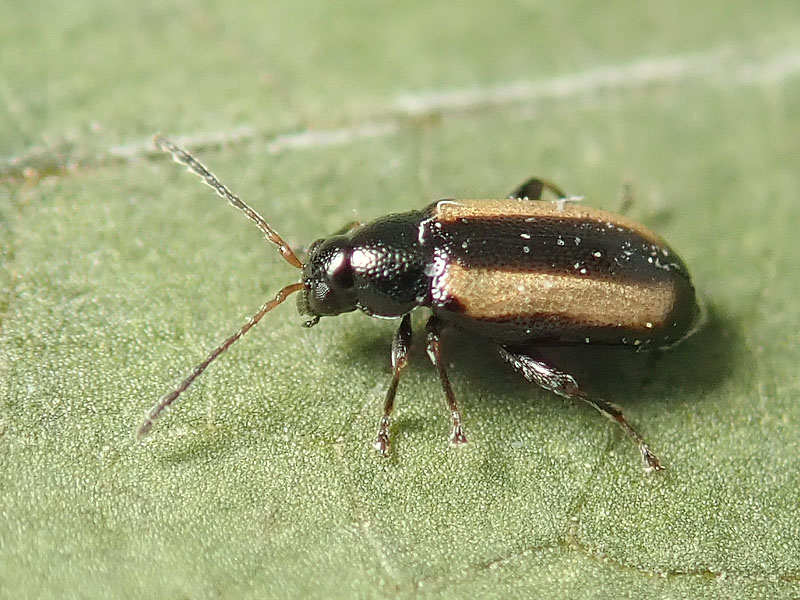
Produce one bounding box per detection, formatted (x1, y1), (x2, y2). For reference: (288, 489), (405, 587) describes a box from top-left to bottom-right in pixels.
(327, 250), (354, 290)
(313, 279), (331, 303)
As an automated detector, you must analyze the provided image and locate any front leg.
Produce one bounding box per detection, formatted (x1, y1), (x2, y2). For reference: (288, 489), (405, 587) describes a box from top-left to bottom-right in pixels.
(331, 220), (366, 236)
(373, 313), (412, 456)
(425, 316), (468, 446)
(497, 346), (663, 472)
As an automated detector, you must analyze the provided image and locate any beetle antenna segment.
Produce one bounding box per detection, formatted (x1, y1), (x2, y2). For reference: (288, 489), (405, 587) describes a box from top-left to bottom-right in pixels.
(153, 135), (304, 269)
(137, 281), (304, 438)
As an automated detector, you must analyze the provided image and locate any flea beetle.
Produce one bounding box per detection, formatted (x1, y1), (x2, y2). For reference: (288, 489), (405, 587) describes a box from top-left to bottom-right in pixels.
(138, 136), (703, 472)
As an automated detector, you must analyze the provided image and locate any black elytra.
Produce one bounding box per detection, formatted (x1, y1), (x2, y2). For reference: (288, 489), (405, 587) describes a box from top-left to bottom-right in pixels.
(139, 137), (704, 472)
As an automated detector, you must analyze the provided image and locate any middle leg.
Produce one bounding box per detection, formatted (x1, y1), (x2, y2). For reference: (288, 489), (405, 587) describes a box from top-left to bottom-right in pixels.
(509, 177), (568, 201)
(425, 316), (468, 446)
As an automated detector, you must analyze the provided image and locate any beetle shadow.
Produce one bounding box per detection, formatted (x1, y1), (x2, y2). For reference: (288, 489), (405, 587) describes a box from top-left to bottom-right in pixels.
(343, 300), (741, 418)
(150, 301), (739, 465)
(440, 300), (742, 413)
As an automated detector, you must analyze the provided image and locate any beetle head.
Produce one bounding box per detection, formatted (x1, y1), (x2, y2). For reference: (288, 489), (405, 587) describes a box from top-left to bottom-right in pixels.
(297, 236), (358, 324)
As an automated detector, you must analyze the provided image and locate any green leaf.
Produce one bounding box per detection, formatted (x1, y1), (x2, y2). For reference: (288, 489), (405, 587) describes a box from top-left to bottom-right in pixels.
(2, 2), (800, 598)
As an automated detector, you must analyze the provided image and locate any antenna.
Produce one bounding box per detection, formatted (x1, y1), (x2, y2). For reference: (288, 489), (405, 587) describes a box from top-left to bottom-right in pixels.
(138, 281), (305, 438)
(153, 135), (304, 269)
(138, 138), (308, 438)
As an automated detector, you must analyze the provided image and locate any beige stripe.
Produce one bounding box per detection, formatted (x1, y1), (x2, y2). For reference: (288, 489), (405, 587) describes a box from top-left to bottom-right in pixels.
(441, 263), (676, 330)
(431, 199), (664, 245)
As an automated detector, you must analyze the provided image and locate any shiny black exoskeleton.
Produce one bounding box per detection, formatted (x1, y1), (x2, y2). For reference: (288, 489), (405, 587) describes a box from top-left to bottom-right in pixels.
(299, 213), (429, 320)
(142, 137), (703, 473)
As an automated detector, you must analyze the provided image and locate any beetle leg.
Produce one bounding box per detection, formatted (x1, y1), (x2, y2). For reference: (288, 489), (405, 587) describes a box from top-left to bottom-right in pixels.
(497, 346), (663, 472)
(618, 181), (635, 215)
(331, 220), (366, 236)
(373, 313), (412, 456)
(303, 222), (365, 259)
(425, 316), (468, 446)
(509, 177), (568, 201)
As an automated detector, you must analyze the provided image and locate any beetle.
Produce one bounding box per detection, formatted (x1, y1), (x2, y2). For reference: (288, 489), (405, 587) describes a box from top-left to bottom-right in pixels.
(138, 136), (703, 472)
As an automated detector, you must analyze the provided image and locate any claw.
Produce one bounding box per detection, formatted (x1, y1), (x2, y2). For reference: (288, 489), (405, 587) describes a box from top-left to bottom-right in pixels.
(373, 416), (391, 457)
(640, 444), (664, 473)
(449, 421), (468, 446)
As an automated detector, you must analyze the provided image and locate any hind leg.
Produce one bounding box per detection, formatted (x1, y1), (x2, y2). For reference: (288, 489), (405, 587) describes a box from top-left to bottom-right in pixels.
(497, 345), (663, 472)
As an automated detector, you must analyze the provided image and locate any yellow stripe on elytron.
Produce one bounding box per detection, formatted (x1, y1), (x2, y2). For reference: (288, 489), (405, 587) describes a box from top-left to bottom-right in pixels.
(432, 199), (664, 245)
(441, 263), (676, 330)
